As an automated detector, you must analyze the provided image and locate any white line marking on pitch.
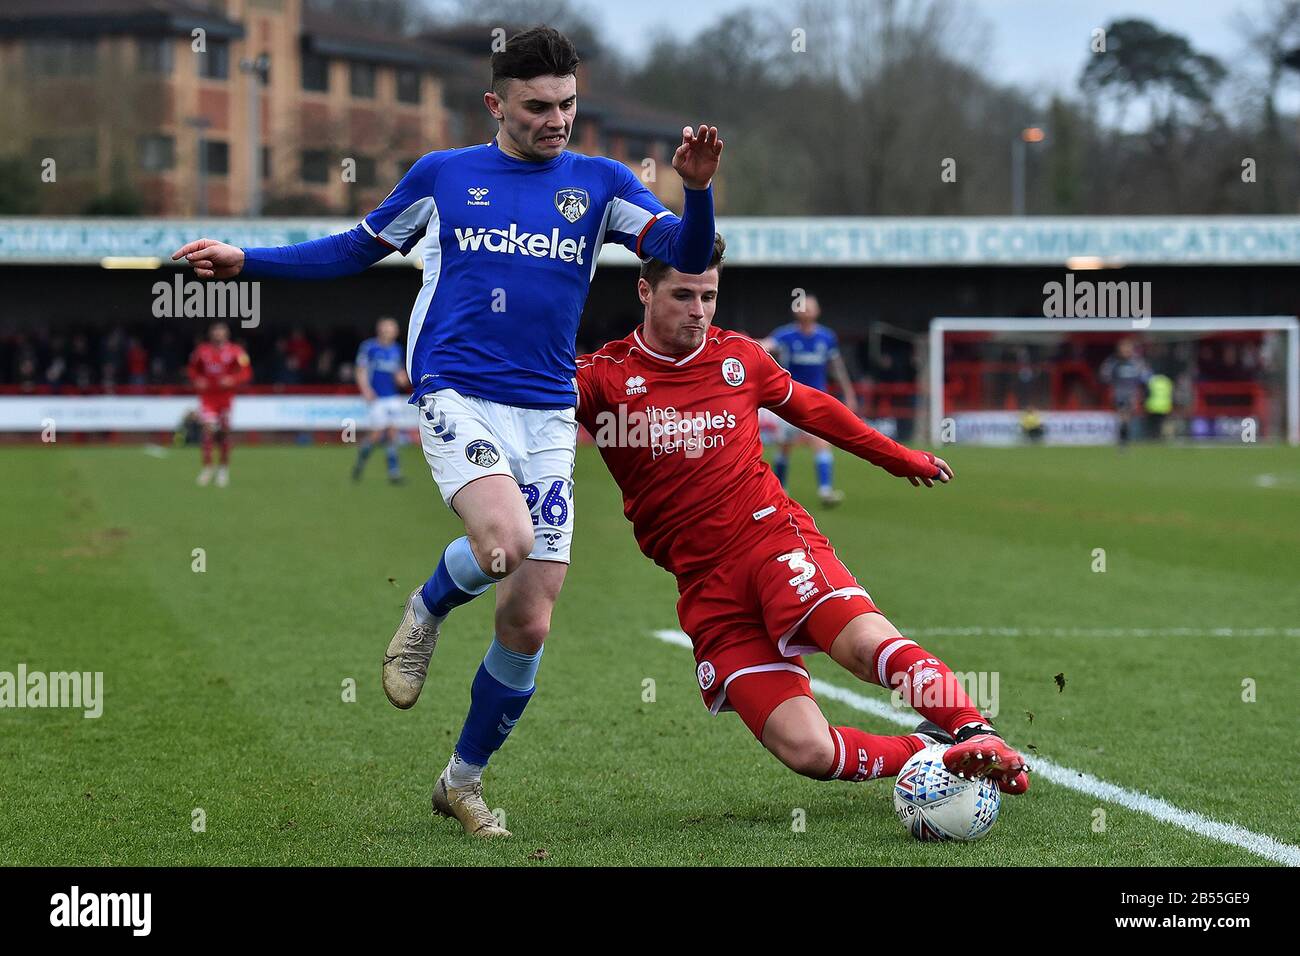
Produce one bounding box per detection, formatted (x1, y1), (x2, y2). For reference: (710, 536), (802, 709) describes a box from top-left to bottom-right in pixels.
(902, 626), (1300, 639)
(651, 628), (1300, 866)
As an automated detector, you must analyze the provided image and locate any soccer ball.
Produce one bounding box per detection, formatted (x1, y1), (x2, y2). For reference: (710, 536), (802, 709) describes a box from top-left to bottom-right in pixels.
(893, 746), (1001, 842)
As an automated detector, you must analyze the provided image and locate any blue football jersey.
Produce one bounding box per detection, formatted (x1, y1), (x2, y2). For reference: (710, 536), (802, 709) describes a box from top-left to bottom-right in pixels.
(356, 337), (405, 397)
(770, 323), (840, 391)
(363, 141), (696, 409)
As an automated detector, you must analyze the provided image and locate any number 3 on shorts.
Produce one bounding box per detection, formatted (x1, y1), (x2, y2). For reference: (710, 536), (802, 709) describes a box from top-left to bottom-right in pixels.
(777, 549), (818, 586)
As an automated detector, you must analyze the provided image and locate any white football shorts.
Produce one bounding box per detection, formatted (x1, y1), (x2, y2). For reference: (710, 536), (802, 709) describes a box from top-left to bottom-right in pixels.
(369, 395), (409, 429)
(771, 413), (807, 444)
(417, 388), (577, 563)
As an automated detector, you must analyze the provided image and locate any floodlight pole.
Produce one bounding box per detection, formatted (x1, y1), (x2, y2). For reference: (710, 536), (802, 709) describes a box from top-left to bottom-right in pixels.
(241, 54), (270, 218)
(1011, 126), (1046, 216)
(184, 116), (212, 217)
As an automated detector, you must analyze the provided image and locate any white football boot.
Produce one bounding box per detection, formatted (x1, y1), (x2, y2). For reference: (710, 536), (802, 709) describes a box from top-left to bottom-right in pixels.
(382, 588), (441, 709)
(215, 466), (229, 487)
(432, 772), (511, 838)
(196, 466), (214, 486)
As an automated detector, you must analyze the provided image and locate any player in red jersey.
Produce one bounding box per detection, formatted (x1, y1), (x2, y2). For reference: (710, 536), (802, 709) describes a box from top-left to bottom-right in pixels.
(575, 235), (1029, 794)
(187, 322), (251, 487)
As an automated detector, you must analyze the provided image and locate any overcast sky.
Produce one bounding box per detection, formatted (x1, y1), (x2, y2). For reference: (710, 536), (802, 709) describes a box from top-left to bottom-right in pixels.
(591, 0), (1269, 98)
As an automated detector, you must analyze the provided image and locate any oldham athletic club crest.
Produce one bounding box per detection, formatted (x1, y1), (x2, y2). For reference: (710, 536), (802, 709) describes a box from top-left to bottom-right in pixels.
(465, 439), (500, 468)
(555, 187), (589, 223)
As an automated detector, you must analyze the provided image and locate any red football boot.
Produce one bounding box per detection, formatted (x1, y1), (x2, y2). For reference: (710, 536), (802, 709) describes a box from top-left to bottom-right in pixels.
(943, 725), (1031, 795)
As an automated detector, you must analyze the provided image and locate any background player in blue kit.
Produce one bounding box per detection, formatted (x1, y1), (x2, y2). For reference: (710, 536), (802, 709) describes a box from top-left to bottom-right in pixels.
(352, 317), (410, 484)
(762, 295), (859, 506)
(172, 27), (721, 837)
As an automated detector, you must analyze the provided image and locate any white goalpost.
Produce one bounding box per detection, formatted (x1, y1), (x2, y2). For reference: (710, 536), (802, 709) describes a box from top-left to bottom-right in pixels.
(928, 316), (1300, 446)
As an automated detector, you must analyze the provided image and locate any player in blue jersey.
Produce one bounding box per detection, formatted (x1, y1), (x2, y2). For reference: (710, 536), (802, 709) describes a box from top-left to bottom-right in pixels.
(352, 317), (410, 484)
(762, 295), (859, 507)
(171, 27), (721, 837)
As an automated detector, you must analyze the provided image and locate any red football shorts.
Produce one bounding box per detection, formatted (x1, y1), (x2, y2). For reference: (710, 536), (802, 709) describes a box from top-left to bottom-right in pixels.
(675, 501), (879, 737)
(199, 395), (232, 427)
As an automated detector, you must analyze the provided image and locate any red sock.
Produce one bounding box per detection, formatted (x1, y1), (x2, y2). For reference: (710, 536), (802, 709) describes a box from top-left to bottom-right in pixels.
(217, 432), (230, 465)
(871, 638), (986, 737)
(824, 726), (927, 781)
(201, 431), (213, 466)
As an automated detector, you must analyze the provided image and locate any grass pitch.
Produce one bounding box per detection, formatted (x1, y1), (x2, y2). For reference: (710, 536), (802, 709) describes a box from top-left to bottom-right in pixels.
(2, 441), (1297, 866)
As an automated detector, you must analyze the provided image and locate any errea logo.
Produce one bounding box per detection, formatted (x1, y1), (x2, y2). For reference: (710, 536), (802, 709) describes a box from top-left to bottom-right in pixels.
(467, 187), (490, 206)
(625, 375), (647, 396)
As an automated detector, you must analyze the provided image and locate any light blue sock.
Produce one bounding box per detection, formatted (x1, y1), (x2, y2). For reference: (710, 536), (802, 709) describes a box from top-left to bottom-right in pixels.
(815, 449), (834, 492)
(385, 442), (399, 476)
(420, 536), (494, 619)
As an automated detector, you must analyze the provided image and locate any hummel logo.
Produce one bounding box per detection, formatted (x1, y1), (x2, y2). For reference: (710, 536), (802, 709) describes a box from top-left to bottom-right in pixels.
(625, 375), (647, 396)
(497, 713), (520, 735)
(467, 187), (490, 206)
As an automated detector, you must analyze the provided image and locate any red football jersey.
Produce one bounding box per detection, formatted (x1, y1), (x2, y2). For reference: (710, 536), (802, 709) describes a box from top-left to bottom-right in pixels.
(577, 325), (937, 580)
(576, 326), (801, 579)
(187, 342), (251, 398)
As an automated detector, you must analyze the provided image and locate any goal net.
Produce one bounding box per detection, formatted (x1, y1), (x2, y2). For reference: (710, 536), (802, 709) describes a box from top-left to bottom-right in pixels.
(927, 317), (1300, 446)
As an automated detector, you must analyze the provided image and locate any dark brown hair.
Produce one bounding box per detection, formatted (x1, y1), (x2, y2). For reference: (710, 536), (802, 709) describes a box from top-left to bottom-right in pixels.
(490, 27), (580, 97)
(639, 233), (727, 289)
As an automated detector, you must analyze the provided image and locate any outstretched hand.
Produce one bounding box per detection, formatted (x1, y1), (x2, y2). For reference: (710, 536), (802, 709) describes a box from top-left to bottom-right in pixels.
(909, 455), (954, 488)
(672, 125), (723, 190)
(171, 238), (245, 280)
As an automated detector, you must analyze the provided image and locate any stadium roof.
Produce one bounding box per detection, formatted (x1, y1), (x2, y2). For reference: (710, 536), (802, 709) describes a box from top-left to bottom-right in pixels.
(0, 0), (245, 40)
(300, 12), (474, 73)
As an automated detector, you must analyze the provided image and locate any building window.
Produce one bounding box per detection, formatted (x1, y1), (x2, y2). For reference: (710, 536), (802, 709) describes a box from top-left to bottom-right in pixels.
(199, 38), (230, 80)
(301, 150), (330, 184)
(137, 37), (174, 74)
(399, 156), (421, 177)
(27, 38), (98, 76)
(204, 141), (230, 175)
(32, 134), (97, 173)
(349, 62), (376, 98)
(301, 51), (328, 92)
(351, 155), (377, 187)
(138, 135), (175, 171)
(395, 67), (421, 104)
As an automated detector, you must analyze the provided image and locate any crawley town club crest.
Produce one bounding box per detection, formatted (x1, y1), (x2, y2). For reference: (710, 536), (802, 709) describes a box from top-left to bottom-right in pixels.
(697, 660), (716, 690)
(721, 357), (746, 386)
(555, 187), (589, 223)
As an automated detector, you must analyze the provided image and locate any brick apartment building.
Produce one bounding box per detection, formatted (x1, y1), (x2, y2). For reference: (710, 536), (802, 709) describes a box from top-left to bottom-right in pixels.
(0, 0), (690, 217)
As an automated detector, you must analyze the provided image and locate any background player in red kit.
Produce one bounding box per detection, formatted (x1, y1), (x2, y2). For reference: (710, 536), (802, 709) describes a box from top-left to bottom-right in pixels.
(575, 235), (1029, 794)
(187, 321), (251, 487)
